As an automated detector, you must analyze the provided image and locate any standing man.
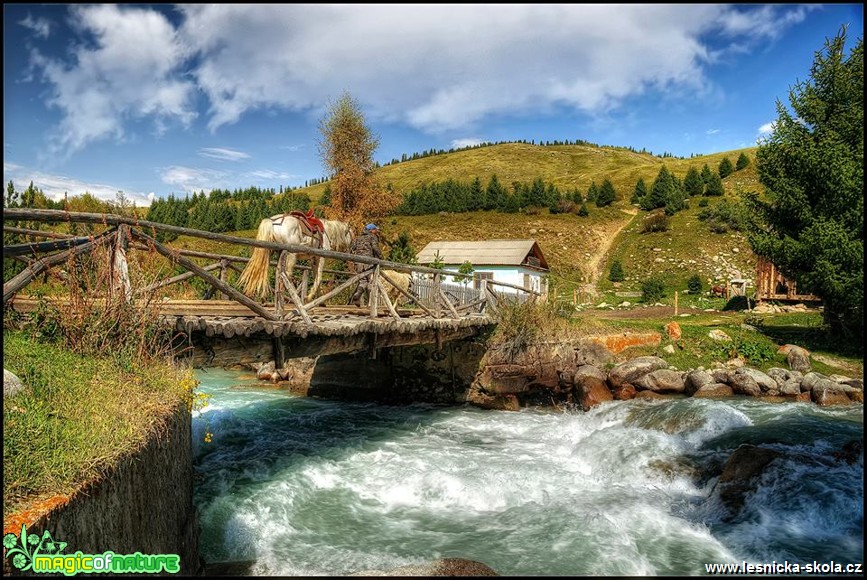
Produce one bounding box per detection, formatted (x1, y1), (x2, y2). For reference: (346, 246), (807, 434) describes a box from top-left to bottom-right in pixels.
(348, 223), (383, 307)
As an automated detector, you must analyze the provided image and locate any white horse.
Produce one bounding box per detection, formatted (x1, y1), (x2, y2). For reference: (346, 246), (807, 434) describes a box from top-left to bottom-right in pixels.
(238, 213), (354, 301)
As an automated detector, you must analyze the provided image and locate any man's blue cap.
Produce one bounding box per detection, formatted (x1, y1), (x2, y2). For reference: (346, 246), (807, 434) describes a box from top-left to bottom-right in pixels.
(365, 223), (378, 231)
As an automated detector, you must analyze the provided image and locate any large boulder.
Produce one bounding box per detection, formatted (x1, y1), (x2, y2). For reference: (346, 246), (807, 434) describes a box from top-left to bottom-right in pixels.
(783, 345), (811, 373)
(692, 383), (735, 398)
(800, 372), (838, 393)
(727, 369), (763, 397)
(684, 370), (714, 396)
(574, 367), (613, 411)
(634, 369), (685, 393)
(811, 384), (853, 406)
(607, 356), (669, 389)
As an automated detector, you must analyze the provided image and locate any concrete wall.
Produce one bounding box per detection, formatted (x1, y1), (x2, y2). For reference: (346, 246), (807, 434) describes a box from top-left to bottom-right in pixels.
(3, 403), (201, 575)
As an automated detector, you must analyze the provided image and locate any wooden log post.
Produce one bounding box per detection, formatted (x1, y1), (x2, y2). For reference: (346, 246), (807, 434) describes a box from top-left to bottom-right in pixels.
(369, 266), (380, 319)
(131, 228), (279, 321)
(112, 224), (132, 303)
(433, 272), (442, 318)
(219, 258), (229, 300)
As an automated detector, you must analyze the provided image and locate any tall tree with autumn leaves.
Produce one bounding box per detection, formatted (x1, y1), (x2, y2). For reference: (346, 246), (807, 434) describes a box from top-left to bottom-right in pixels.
(317, 92), (398, 231)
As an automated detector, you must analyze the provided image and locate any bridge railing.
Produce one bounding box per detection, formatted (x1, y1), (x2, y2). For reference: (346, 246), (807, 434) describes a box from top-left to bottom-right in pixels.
(3, 208), (541, 322)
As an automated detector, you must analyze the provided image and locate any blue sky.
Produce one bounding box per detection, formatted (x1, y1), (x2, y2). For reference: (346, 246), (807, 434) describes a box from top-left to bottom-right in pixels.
(3, 4), (863, 207)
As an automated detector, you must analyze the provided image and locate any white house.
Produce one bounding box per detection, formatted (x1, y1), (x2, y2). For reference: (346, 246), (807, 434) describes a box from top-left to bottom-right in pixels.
(415, 239), (550, 297)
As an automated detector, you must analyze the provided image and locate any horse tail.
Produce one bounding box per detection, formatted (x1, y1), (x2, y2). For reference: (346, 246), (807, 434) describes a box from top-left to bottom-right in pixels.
(238, 218), (274, 297)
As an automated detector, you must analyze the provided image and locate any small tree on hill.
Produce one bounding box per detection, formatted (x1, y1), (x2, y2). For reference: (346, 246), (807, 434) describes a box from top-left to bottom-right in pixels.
(641, 276), (666, 303)
(577, 202), (589, 217)
(705, 172), (725, 196)
(736, 152), (750, 171)
(683, 166), (705, 197)
(718, 157), (734, 179)
(596, 178), (616, 207)
(631, 178), (647, 204)
(700, 163), (714, 185)
(608, 259), (624, 282)
(687, 273), (703, 294)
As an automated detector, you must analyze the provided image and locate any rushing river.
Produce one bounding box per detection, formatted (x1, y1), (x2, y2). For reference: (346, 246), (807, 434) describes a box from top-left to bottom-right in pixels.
(191, 368), (863, 576)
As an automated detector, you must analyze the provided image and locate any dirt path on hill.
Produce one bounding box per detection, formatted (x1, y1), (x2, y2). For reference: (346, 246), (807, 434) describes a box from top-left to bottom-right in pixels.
(586, 206), (638, 284)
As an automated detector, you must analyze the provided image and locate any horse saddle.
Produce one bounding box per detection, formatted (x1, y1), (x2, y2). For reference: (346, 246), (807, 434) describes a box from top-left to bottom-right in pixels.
(286, 210), (325, 244)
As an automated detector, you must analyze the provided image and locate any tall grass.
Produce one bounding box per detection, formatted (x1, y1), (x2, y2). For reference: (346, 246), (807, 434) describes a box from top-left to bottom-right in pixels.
(3, 238), (201, 518)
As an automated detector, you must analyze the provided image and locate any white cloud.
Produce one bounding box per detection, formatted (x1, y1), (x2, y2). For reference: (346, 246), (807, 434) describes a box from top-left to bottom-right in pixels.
(26, 4), (813, 157)
(706, 129), (721, 135)
(3, 162), (152, 206)
(160, 166), (227, 195)
(30, 5), (197, 160)
(198, 147), (251, 161)
(758, 121), (776, 135)
(19, 14), (51, 38)
(450, 138), (485, 149)
(245, 170), (297, 181)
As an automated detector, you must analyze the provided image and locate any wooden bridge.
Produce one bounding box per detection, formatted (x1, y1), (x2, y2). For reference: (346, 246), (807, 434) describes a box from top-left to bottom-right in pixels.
(3, 209), (539, 365)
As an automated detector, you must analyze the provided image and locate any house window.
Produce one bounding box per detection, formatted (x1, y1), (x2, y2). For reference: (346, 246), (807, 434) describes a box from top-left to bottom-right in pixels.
(473, 272), (493, 290)
(523, 273), (533, 290)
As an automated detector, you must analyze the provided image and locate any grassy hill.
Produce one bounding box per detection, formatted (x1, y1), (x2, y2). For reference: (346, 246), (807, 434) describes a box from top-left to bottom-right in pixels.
(301, 142), (760, 204)
(288, 142), (762, 298)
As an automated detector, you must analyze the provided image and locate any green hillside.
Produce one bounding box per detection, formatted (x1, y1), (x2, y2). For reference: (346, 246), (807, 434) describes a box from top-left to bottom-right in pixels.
(292, 142), (762, 297)
(301, 142), (760, 204)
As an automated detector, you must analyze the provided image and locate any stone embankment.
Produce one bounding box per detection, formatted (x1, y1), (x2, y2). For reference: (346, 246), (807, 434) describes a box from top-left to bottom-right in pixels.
(2, 400), (201, 575)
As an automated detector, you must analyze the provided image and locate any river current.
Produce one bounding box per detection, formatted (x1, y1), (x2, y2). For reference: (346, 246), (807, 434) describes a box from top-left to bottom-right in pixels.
(191, 368), (863, 576)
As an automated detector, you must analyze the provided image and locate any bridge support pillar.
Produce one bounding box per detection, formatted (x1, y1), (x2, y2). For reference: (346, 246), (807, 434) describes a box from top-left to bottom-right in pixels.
(272, 337), (285, 369)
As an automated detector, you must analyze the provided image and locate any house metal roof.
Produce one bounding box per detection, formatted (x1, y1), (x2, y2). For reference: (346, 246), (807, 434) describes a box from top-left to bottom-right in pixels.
(416, 239), (549, 270)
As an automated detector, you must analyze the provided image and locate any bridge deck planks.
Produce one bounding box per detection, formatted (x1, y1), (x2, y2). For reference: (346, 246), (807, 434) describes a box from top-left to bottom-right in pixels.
(8, 296), (494, 340)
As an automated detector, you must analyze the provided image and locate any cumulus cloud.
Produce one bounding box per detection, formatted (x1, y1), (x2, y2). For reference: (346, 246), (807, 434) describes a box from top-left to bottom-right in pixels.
(25, 4), (811, 157)
(30, 5), (197, 160)
(198, 147), (251, 161)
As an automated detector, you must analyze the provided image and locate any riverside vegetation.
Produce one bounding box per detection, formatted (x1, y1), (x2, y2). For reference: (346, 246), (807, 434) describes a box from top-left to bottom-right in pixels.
(2, 240), (205, 522)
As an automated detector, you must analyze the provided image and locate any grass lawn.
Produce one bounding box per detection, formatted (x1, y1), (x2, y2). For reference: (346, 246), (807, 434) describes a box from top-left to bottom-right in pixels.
(2, 331), (198, 520)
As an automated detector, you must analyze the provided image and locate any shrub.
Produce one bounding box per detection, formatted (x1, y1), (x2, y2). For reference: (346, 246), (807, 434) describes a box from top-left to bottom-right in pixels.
(608, 260), (624, 282)
(698, 198), (709, 207)
(641, 276), (666, 303)
(642, 211), (669, 233)
(687, 274), (703, 294)
(577, 202), (589, 217)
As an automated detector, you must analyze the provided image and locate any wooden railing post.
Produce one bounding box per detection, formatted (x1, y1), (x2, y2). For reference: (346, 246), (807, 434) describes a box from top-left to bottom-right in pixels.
(433, 272), (442, 318)
(369, 265), (380, 318)
(219, 258), (228, 300)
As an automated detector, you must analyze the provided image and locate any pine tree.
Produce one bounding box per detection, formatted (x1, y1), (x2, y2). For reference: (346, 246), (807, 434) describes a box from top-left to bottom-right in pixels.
(736, 152), (750, 171)
(683, 167), (705, 197)
(700, 164), (714, 185)
(705, 172), (725, 196)
(631, 178), (647, 204)
(745, 26), (863, 338)
(596, 179), (616, 207)
(718, 157), (734, 179)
